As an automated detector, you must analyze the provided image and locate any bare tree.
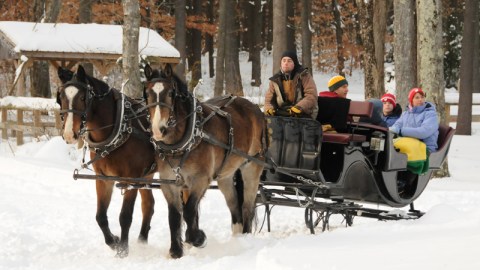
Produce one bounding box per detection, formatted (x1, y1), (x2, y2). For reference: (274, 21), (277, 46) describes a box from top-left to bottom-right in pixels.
(457, 0), (479, 135)
(175, 0), (187, 80)
(122, 0), (142, 98)
(79, 0), (94, 76)
(301, 0), (312, 69)
(355, 0), (376, 99)
(332, 0), (345, 75)
(214, 0), (227, 96)
(251, 0), (262, 87)
(224, 0), (243, 96)
(372, 0), (388, 95)
(272, 0), (287, 74)
(393, 0), (416, 107)
(205, 0), (215, 78)
(186, 0), (202, 90)
(417, 0), (448, 177)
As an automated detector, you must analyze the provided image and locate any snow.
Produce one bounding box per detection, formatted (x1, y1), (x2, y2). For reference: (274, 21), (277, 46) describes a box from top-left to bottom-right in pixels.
(1, 49), (480, 270)
(0, 21), (180, 58)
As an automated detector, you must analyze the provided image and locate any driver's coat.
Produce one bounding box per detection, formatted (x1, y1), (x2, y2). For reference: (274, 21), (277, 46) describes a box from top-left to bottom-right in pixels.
(151, 83), (168, 141)
(63, 86), (79, 143)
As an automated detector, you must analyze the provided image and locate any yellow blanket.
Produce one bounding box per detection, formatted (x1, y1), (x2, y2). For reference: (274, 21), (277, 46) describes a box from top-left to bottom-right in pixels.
(393, 137), (429, 174)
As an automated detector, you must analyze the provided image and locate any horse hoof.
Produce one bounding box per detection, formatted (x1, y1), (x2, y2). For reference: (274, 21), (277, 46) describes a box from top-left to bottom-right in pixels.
(169, 249), (183, 259)
(186, 230), (207, 248)
(138, 236), (148, 245)
(107, 235), (120, 250)
(115, 248), (129, 258)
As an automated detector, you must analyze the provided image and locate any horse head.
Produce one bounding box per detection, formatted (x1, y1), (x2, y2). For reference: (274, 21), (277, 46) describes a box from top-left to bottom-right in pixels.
(57, 65), (111, 144)
(143, 63), (189, 142)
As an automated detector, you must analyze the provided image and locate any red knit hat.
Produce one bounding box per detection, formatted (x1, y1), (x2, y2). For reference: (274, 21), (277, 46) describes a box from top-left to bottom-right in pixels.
(381, 93), (396, 106)
(408, 88), (425, 105)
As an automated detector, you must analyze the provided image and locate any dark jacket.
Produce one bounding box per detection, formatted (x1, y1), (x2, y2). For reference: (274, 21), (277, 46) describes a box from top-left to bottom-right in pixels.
(264, 66), (318, 119)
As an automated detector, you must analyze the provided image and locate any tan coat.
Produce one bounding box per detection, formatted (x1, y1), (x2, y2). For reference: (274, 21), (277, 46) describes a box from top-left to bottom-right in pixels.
(264, 67), (318, 119)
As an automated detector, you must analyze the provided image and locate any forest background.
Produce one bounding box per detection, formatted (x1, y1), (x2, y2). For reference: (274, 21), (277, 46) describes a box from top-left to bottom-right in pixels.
(0, 0), (478, 138)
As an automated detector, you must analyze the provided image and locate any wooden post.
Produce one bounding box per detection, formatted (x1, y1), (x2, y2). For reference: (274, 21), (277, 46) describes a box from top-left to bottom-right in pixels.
(54, 110), (62, 136)
(17, 109), (24, 145)
(33, 110), (41, 139)
(445, 104), (451, 126)
(1, 108), (7, 140)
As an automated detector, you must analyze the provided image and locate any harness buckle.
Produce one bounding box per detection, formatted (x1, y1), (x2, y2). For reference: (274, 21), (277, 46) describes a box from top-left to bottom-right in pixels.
(101, 150), (109, 158)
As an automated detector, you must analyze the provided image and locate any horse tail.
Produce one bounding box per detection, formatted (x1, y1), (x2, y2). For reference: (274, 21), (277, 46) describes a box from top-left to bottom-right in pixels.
(233, 169), (244, 208)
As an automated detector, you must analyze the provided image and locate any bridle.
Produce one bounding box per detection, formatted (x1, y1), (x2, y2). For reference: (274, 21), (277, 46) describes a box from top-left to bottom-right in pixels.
(144, 76), (202, 155)
(58, 79), (113, 135)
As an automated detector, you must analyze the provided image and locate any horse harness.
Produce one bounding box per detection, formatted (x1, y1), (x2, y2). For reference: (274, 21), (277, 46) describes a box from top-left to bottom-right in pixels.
(61, 80), (155, 175)
(151, 94), (264, 185)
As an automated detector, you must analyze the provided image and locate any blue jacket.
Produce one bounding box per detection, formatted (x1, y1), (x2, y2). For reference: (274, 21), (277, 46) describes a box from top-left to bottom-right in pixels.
(381, 104), (402, 127)
(389, 102), (439, 152)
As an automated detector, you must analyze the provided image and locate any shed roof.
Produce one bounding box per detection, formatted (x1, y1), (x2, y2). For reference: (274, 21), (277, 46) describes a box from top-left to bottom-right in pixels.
(0, 21), (180, 64)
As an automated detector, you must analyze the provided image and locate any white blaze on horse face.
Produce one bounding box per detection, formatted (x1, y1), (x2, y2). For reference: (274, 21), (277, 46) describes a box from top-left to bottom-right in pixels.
(151, 82), (168, 141)
(63, 86), (79, 144)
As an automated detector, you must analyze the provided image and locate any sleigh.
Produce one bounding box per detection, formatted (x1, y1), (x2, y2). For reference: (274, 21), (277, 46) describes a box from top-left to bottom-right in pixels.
(257, 98), (455, 233)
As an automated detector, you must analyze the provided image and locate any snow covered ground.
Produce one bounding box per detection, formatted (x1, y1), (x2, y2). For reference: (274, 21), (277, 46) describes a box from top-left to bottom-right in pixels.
(1, 50), (480, 269)
(1, 128), (480, 270)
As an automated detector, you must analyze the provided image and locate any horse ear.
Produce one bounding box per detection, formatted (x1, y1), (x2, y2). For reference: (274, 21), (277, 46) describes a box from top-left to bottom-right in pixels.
(76, 65), (86, 82)
(144, 64), (153, 80)
(57, 67), (74, 84)
(163, 63), (173, 79)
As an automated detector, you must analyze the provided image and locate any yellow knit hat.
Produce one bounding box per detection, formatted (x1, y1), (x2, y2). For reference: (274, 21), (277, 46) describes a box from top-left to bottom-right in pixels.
(328, 75), (348, 91)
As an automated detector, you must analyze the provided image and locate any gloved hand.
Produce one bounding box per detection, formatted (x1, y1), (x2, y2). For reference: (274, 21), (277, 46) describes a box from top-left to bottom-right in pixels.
(288, 106), (302, 117)
(265, 108), (276, 116)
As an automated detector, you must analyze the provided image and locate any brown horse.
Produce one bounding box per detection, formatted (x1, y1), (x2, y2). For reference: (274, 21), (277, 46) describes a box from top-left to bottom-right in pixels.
(57, 65), (156, 258)
(143, 64), (266, 258)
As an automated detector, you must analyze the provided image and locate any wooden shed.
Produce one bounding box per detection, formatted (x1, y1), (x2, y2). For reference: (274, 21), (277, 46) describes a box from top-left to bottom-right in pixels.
(0, 21), (180, 94)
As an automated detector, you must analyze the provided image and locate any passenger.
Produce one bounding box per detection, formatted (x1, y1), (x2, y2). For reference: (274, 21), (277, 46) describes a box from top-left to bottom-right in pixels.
(380, 93), (402, 127)
(316, 75), (351, 132)
(390, 87), (439, 153)
(264, 50), (318, 119)
(318, 75), (349, 98)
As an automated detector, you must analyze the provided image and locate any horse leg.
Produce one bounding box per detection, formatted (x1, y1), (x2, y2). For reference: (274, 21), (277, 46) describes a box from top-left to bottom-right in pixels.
(138, 189), (155, 243)
(217, 175), (243, 234)
(161, 185), (184, 258)
(95, 180), (119, 249)
(183, 183), (208, 248)
(115, 189), (138, 258)
(239, 163), (262, 233)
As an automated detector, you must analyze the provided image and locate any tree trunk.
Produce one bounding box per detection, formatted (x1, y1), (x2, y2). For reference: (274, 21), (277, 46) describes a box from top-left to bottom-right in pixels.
(188, 0), (202, 90)
(205, 0), (215, 78)
(457, 0), (479, 135)
(301, 0), (312, 69)
(356, 0), (376, 99)
(373, 0), (388, 96)
(79, 0), (94, 77)
(286, 0), (296, 53)
(30, 0), (51, 98)
(214, 0), (227, 96)
(175, 0), (187, 80)
(272, 0), (287, 74)
(332, 0), (345, 75)
(393, 0), (416, 107)
(417, 0), (448, 177)
(224, 0), (243, 96)
(251, 0), (262, 87)
(122, 0), (142, 98)
(265, 0), (273, 51)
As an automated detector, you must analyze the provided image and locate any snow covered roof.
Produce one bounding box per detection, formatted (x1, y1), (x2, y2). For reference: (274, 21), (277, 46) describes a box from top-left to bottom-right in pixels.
(0, 21), (180, 64)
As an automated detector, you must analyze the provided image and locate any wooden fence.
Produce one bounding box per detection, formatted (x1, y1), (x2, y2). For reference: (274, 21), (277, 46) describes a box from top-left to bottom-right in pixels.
(445, 101), (480, 125)
(0, 97), (62, 145)
(0, 97), (479, 146)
